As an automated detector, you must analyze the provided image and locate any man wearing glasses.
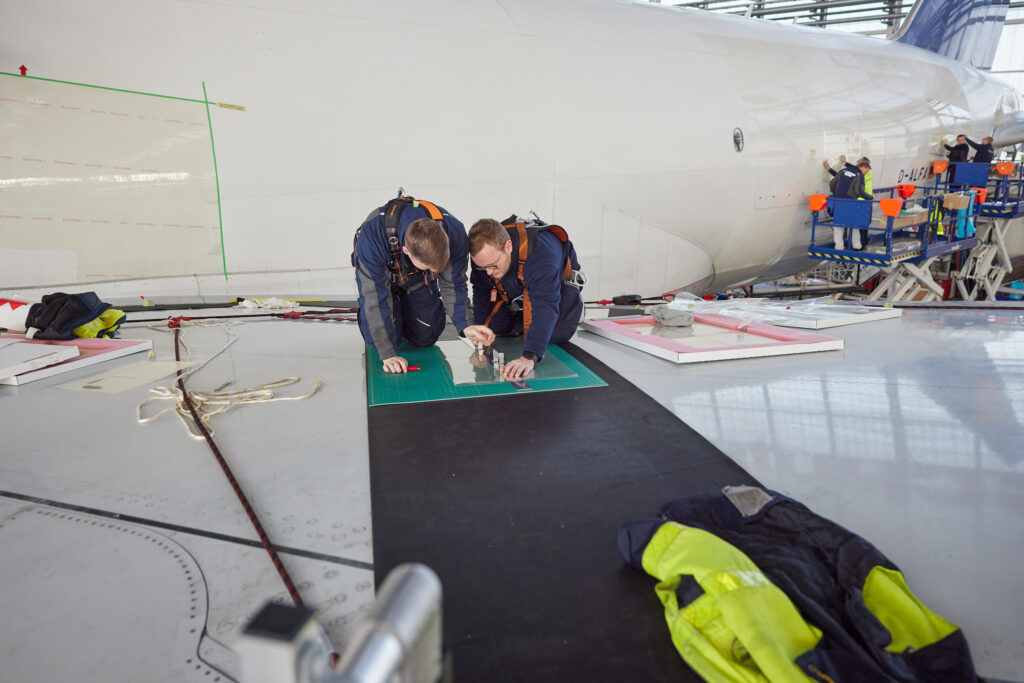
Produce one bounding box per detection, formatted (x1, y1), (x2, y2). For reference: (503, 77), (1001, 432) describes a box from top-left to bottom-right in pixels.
(467, 217), (585, 380)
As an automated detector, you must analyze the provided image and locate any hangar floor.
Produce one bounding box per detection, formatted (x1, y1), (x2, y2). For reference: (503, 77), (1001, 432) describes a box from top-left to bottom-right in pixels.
(1, 302), (1021, 681)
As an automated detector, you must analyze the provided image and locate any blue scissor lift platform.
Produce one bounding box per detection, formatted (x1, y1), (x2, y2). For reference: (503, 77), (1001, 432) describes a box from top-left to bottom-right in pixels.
(951, 161), (1024, 300)
(808, 160), (1023, 301)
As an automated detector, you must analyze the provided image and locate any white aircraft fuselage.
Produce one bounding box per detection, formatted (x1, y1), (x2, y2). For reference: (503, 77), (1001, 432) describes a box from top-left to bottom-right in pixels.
(1, 0), (1020, 299)
(404, 0), (1019, 296)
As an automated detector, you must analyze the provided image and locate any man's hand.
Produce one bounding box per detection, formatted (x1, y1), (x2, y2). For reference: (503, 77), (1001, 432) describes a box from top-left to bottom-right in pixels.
(822, 160), (830, 171)
(382, 356), (409, 373)
(463, 325), (496, 345)
(468, 351), (490, 369)
(501, 356), (535, 380)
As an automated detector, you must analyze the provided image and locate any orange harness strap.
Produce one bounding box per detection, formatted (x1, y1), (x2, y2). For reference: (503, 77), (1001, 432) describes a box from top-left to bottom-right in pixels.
(545, 225), (574, 281)
(484, 279), (508, 328)
(514, 223), (533, 333)
(415, 199), (444, 221)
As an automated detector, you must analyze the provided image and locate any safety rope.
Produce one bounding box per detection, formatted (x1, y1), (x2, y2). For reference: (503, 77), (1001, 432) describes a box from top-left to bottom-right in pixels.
(169, 326), (307, 607)
(137, 318), (321, 610)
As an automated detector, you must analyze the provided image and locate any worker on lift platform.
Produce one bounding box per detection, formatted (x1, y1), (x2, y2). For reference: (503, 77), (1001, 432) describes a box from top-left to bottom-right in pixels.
(823, 155), (873, 249)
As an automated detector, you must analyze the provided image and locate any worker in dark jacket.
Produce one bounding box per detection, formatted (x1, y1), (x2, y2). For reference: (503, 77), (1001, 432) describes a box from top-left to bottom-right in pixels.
(945, 134), (970, 162)
(945, 134), (970, 188)
(353, 197), (491, 374)
(468, 217), (584, 380)
(823, 156), (872, 249)
(966, 136), (995, 163)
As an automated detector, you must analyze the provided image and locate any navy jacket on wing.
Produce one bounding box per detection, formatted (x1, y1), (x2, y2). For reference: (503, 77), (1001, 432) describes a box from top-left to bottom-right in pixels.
(619, 487), (978, 682)
(353, 202), (470, 359)
(470, 230), (582, 360)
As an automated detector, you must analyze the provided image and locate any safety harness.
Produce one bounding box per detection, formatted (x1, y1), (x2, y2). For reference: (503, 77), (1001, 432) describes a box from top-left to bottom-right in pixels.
(353, 194), (446, 292)
(483, 215), (585, 334)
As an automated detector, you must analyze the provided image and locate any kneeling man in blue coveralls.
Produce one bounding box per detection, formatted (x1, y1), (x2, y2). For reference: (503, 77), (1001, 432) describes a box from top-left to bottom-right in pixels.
(468, 217), (585, 380)
(353, 196), (493, 373)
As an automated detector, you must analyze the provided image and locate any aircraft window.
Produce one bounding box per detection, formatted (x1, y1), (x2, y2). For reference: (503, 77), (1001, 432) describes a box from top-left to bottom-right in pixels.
(733, 128), (744, 152)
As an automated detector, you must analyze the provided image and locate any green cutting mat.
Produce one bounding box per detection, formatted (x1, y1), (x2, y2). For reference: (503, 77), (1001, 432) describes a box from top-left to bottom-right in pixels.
(366, 338), (606, 406)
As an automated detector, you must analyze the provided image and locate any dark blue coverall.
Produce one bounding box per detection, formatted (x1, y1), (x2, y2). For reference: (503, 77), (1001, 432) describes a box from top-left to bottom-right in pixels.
(470, 230), (582, 361)
(353, 203), (470, 360)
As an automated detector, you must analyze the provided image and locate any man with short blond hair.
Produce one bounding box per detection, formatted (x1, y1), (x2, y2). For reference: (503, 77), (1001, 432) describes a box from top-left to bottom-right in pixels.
(353, 196), (491, 374)
(468, 218), (511, 262)
(403, 218), (451, 272)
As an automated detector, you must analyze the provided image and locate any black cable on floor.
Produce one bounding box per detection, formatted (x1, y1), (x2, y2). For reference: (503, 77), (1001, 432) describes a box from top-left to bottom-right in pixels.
(129, 309), (358, 324)
(172, 327), (307, 608)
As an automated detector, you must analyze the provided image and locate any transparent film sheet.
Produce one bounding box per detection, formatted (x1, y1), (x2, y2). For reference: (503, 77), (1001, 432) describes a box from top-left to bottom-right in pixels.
(59, 360), (193, 394)
(0, 75), (221, 285)
(663, 296), (901, 329)
(435, 337), (577, 385)
(624, 322), (782, 349)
